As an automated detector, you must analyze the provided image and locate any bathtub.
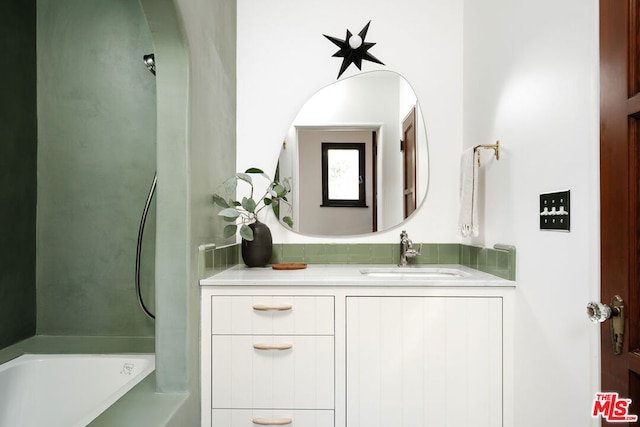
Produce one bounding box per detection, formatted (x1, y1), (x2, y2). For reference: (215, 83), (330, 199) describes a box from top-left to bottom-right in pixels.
(0, 353), (155, 427)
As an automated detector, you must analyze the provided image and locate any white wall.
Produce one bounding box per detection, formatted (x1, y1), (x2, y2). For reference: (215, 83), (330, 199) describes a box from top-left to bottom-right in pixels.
(237, 0), (463, 243)
(238, 0), (600, 425)
(463, 0), (600, 426)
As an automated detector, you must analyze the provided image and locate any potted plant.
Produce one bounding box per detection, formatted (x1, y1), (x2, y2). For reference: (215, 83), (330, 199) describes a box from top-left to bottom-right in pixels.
(212, 167), (292, 267)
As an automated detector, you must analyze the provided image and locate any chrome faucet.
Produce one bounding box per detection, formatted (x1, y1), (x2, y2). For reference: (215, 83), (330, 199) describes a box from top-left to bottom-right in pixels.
(399, 230), (422, 266)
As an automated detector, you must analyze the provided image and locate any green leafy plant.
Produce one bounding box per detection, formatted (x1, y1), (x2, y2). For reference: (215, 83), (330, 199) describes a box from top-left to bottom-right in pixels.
(212, 167), (293, 241)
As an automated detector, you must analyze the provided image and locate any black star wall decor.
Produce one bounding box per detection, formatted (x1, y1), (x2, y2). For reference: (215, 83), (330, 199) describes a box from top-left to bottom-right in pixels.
(323, 21), (385, 79)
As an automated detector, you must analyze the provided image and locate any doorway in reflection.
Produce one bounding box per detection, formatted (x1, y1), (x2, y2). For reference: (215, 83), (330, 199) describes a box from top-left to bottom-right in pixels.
(278, 71), (428, 236)
(299, 130), (374, 235)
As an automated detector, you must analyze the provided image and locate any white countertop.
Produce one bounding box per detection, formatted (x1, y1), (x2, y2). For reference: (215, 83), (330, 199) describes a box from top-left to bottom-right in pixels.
(200, 264), (515, 287)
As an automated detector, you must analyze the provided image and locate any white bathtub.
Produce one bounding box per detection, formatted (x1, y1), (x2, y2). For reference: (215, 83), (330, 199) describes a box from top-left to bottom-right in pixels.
(0, 353), (155, 427)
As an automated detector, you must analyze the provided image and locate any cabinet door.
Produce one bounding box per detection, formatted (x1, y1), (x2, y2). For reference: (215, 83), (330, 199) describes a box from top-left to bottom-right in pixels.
(212, 335), (334, 410)
(346, 297), (502, 427)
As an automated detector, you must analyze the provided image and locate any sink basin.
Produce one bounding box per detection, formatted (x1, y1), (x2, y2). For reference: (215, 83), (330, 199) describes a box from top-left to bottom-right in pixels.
(359, 267), (471, 278)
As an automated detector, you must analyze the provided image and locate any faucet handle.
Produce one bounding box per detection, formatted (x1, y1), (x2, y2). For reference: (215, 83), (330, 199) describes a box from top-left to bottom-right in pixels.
(408, 242), (422, 257)
(405, 243), (422, 258)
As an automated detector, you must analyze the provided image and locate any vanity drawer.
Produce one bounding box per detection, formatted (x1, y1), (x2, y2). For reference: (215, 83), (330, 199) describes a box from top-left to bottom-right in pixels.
(212, 296), (334, 335)
(212, 409), (334, 427)
(212, 335), (334, 409)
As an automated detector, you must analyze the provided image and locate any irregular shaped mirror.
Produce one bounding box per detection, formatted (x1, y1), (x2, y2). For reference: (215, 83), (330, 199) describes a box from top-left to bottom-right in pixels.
(277, 70), (428, 236)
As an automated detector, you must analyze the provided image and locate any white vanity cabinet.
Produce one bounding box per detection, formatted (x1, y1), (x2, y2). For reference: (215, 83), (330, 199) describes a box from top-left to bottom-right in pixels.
(201, 265), (514, 427)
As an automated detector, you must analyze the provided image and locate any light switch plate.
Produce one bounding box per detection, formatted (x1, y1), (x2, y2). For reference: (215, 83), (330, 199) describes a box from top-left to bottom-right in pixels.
(540, 190), (570, 231)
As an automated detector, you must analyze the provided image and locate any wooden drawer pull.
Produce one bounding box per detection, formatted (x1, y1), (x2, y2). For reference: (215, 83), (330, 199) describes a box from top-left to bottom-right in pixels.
(252, 303), (292, 311)
(252, 417), (292, 425)
(253, 342), (293, 350)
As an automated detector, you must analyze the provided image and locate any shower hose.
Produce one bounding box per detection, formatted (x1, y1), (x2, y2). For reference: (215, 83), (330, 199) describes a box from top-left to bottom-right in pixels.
(135, 173), (157, 320)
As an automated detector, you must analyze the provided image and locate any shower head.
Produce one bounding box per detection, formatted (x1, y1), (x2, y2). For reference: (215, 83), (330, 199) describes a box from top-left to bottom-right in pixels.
(143, 54), (156, 75)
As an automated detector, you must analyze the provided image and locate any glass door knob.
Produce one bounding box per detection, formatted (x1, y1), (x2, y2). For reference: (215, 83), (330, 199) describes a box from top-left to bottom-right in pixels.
(587, 301), (612, 323)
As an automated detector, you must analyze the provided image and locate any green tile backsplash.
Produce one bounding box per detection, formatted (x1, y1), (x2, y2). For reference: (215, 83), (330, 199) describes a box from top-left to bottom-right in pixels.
(210, 242), (516, 281)
(212, 244), (240, 275)
(461, 244), (516, 280)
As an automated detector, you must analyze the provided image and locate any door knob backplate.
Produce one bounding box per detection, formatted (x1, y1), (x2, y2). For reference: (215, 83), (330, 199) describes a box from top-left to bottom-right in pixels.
(587, 295), (624, 355)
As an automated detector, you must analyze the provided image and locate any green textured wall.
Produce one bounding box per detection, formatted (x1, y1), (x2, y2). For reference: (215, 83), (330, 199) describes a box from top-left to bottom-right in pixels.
(36, 0), (156, 336)
(180, 0), (236, 419)
(0, 0), (37, 349)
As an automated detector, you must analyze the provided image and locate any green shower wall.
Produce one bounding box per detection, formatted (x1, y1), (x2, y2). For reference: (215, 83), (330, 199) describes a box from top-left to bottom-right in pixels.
(0, 0), (37, 349)
(36, 0), (156, 336)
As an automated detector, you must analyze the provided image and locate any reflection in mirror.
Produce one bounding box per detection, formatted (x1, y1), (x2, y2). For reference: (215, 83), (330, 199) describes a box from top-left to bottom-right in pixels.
(277, 70), (428, 236)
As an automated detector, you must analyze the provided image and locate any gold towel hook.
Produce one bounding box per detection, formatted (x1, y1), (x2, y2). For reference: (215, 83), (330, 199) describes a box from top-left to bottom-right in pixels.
(473, 140), (500, 166)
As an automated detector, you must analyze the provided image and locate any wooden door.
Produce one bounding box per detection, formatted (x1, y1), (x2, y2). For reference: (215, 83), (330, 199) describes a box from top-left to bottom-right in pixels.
(402, 108), (417, 218)
(600, 0), (640, 423)
(372, 131), (378, 232)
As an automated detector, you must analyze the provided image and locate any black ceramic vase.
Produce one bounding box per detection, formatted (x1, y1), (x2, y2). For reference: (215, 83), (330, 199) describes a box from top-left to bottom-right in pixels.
(241, 221), (273, 267)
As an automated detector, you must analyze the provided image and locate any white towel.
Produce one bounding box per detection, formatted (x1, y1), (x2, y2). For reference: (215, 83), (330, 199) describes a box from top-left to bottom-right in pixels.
(458, 148), (479, 237)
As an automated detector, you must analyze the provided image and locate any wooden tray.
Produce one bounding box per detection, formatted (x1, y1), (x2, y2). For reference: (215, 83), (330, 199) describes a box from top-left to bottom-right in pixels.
(272, 263), (307, 270)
